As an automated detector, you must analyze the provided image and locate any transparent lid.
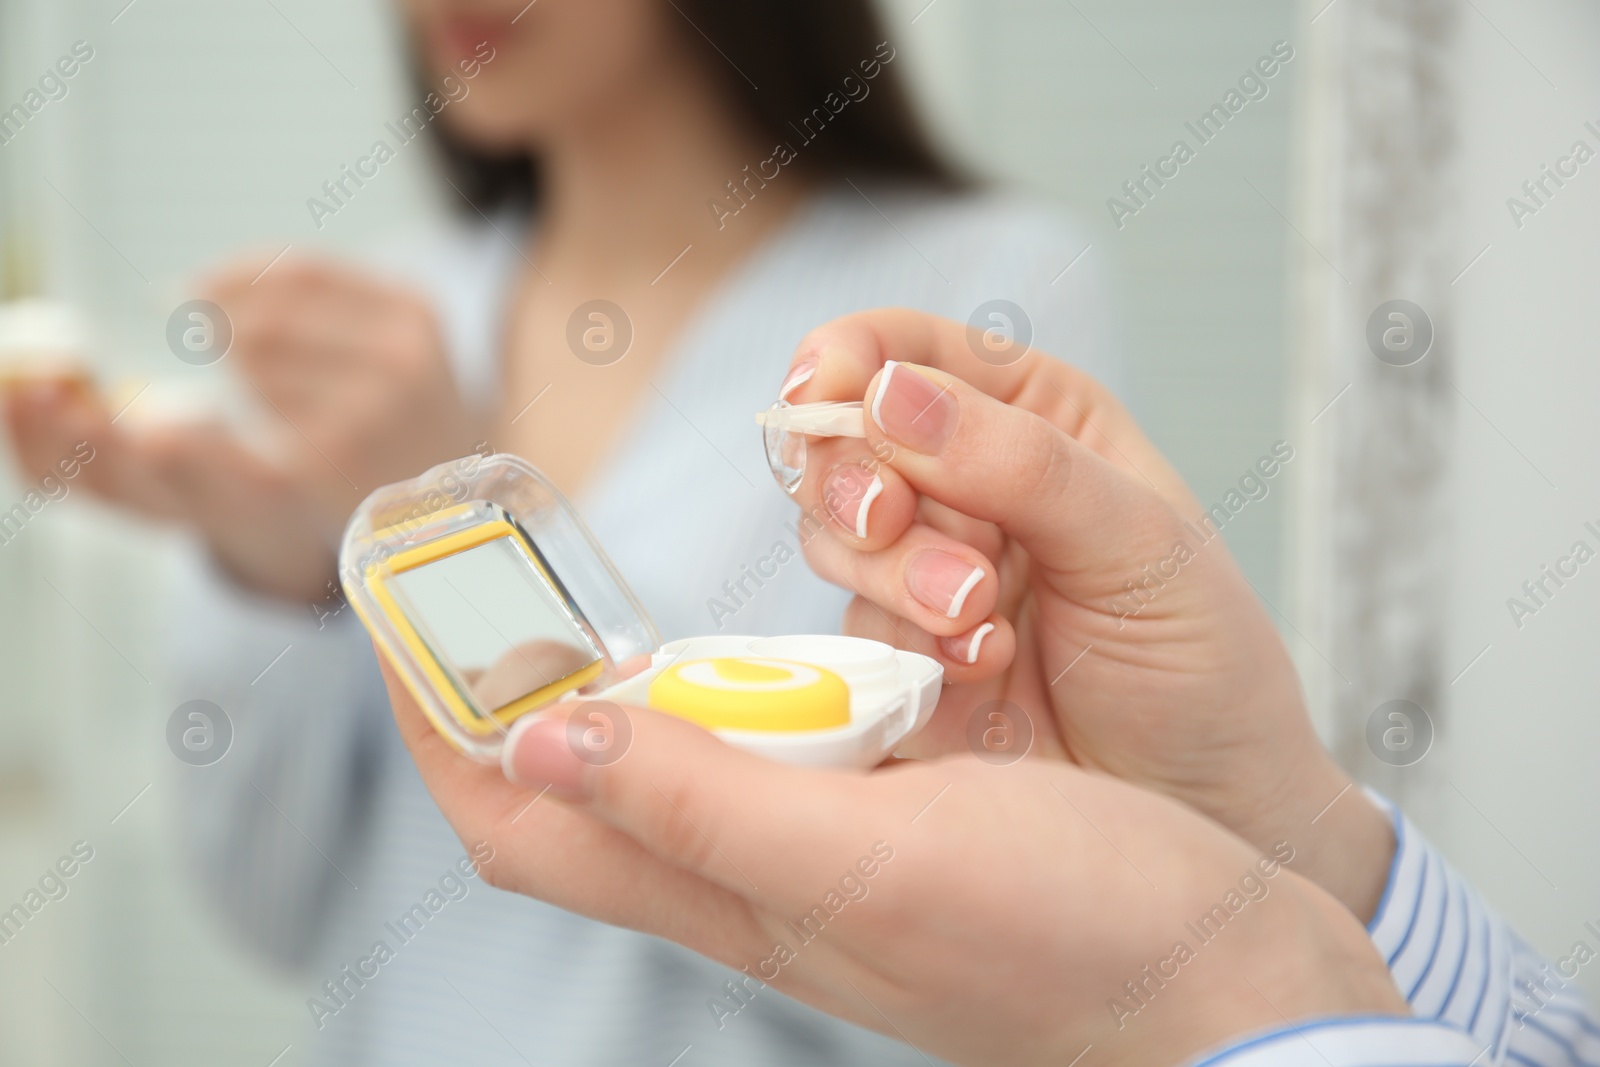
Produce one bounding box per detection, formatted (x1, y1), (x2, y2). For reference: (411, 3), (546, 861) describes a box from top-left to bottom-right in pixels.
(339, 452), (661, 762)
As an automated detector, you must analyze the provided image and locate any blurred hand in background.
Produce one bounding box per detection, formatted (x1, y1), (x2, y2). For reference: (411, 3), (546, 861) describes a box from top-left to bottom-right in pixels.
(1, 254), (482, 602)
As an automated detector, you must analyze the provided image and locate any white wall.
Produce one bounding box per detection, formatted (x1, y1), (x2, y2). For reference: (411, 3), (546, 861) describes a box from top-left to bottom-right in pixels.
(1419, 0), (1600, 995)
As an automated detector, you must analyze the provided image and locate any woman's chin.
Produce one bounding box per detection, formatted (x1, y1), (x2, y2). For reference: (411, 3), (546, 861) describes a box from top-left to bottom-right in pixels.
(435, 108), (541, 156)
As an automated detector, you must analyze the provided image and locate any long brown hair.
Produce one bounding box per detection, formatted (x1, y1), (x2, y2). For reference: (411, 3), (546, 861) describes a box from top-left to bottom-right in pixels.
(425, 0), (966, 212)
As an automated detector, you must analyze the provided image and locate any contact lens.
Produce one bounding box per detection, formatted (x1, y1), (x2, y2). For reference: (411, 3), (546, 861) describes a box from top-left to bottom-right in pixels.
(763, 402), (808, 494)
(757, 400), (867, 495)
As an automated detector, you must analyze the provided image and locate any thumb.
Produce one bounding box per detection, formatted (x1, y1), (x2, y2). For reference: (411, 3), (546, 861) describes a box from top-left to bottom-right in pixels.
(501, 704), (883, 914)
(866, 360), (1194, 583)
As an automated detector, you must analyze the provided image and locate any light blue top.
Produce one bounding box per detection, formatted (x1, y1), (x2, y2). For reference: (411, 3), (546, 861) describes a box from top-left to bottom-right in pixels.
(168, 181), (1116, 1066)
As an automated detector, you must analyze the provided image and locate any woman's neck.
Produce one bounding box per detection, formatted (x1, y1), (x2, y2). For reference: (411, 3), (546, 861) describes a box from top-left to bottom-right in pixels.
(492, 70), (813, 498)
(529, 69), (810, 284)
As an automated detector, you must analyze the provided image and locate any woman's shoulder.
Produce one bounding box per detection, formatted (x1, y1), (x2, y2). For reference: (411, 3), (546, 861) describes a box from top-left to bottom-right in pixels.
(751, 180), (1116, 386)
(806, 180), (1090, 270)
(773, 180), (1102, 318)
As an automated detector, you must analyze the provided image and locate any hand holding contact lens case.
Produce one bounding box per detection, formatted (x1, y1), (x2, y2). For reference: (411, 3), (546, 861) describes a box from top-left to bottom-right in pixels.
(341, 452), (941, 767)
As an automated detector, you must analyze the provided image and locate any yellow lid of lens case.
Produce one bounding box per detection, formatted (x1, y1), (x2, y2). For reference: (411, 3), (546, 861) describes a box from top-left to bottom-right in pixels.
(340, 453), (942, 768)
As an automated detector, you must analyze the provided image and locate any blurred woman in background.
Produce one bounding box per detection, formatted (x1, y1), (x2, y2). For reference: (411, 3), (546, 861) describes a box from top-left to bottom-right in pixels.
(4, 1), (1112, 1063)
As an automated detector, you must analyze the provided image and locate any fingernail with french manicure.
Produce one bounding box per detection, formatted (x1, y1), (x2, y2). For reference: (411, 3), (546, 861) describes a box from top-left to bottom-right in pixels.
(907, 551), (985, 619)
(940, 622), (995, 665)
(502, 714), (589, 799)
(824, 467), (883, 539)
(778, 358), (817, 400)
(870, 361), (957, 453)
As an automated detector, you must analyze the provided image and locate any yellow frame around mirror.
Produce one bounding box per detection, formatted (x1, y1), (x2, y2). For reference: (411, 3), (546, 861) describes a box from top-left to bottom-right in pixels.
(369, 518), (604, 737)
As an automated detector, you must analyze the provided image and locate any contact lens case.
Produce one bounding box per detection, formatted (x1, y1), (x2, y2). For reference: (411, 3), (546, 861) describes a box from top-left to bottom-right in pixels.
(340, 452), (941, 767)
(0, 299), (92, 389)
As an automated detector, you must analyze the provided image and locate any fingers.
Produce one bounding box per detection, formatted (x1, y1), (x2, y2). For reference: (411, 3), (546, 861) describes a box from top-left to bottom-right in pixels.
(1, 381), (342, 597)
(839, 594), (1015, 683)
(802, 518), (995, 636)
(3, 382), (189, 519)
(500, 703), (886, 916)
(195, 251), (469, 491)
(143, 422), (329, 534)
(3, 381), (97, 481)
(873, 363), (1190, 589)
(796, 354), (1194, 636)
(781, 308), (1195, 512)
(201, 253), (405, 317)
(916, 496), (1006, 566)
(773, 310), (1207, 624)
(795, 435), (915, 547)
(201, 253), (435, 398)
(785, 307), (1037, 413)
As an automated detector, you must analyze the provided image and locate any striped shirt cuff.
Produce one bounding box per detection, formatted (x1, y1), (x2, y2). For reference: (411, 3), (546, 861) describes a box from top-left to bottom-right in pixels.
(1365, 791), (1600, 1066)
(1193, 793), (1600, 1067)
(1187, 1016), (1492, 1066)
(1365, 791), (1512, 1054)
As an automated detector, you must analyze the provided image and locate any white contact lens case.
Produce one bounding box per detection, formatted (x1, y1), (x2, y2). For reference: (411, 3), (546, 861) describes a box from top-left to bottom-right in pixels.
(0, 299), (92, 387)
(592, 633), (941, 769)
(341, 453), (941, 768)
